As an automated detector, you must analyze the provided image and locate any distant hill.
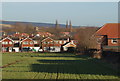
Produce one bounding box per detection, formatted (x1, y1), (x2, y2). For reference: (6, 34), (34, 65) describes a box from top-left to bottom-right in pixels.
(1, 20), (79, 28)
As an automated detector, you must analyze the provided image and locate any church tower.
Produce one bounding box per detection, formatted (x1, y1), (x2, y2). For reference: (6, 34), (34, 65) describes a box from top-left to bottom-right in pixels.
(55, 20), (59, 29)
(69, 20), (72, 32)
(66, 20), (68, 29)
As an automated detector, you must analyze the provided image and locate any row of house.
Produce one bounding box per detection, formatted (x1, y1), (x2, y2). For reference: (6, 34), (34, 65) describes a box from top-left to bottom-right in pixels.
(0, 37), (77, 52)
(0, 23), (120, 52)
(1, 31), (72, 39)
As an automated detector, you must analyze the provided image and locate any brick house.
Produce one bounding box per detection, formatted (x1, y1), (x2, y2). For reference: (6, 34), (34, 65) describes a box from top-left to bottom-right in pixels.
(95, 23), (120, 51)
(20, 37), (34, 52)
(0, 37), (14, 52)
(62, 41), (76, 51)
(41, 37), (55, 52)
(41, 37), (77, 52)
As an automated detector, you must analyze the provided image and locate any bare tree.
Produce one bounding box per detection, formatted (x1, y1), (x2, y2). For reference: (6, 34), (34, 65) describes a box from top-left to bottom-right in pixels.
(74, 27), (99, 51)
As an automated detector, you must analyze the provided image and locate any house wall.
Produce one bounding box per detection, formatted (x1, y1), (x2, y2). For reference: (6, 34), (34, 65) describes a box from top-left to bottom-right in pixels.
(13, 47), (19, 52)
(2, 39), (14, 47)
(108, 39), (120, 46)
(21, 39), (34, 48)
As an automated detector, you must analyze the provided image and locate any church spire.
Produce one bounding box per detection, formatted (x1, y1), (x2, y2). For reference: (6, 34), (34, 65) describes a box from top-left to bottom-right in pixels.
(66, 20), (68, 29)
(69, 20), (72, 32)
(55, 20), (59, 29)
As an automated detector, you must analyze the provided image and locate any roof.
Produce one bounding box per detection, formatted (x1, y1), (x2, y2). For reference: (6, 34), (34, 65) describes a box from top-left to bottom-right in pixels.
(41, 37), (54, 42)
(0, 37), (14, 42)
(62, 42), (76, 47)
(96, 23), (120, 38)
(21, 37), (33, 42)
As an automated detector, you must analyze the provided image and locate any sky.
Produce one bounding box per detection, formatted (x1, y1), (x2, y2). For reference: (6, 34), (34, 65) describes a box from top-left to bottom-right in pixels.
(1, 2), (118, 27)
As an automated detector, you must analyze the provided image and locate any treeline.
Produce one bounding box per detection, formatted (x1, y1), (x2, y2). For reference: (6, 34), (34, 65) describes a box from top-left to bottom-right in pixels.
(4, 23), (36, 34)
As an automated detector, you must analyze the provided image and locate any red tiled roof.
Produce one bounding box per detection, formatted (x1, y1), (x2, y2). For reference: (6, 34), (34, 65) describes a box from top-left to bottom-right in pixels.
(21, 33), (29, 36)
(60, 32), (70, 35)
(96, 23), (120, 38)
(37, 32), (54, 36)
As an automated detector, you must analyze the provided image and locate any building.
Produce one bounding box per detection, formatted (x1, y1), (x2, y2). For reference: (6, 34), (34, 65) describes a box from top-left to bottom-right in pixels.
(20, 37), (34, 52)
(41, 37), (56, 52)
(36, 32), (54, 37)
(95, 23), (120, 51)
(0, 37), (14, 52)
(41, 37), (77, 52)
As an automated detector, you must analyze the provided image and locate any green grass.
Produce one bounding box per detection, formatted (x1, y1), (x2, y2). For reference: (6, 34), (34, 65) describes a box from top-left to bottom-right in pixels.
(2, 52), (120, 80)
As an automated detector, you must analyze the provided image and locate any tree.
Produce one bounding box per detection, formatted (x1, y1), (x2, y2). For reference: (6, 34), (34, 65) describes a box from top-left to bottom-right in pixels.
(74, 27), (99, 52)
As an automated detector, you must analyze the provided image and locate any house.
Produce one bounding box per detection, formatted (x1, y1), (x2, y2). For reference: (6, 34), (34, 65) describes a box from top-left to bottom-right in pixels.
(60, 32), (70, 37)
(20, 37), (34, 52)
(41, 37), (55, 52)
(95, 23), (120, 51)
(36, 32), (54, 37)
(0, 37), (14, 52)
(20, 33), (29, 37)
(41, 37), (77, 52)
(41, 37), (70, 52)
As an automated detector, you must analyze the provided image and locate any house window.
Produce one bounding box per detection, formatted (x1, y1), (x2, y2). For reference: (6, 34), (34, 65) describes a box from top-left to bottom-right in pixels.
(55, 41), (59, 44)
(34, 41), (38, 44)
(48, 42), (50, 44)
(59, 41), (62, 44)
(9, 41), (13, 44)
(50, 41), (53, 44)
(44, 42), (47, 44)
(2, 42), (8, 44)
(2, 42), (5, 44)
(111, 39), (118, 44)
(64, 41), (66, 44)
(30, 41), (33, 45)
(23, 41), (28, 45)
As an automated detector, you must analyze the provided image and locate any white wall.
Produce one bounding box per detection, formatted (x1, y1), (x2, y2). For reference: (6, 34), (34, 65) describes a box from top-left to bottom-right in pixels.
(13, 47), (19, 52)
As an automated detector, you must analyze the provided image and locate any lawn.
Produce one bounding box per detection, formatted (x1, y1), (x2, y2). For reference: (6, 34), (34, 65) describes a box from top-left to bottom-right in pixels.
(2, 52), (120, 80)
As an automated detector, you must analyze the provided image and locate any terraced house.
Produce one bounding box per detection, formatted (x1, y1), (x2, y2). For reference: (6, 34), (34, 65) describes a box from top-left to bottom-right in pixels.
(0, 36), (77, 52)
(0, 37), (14, 52)
(95, 23), (120, 51)
(20, 37), (35, 52)
(41, 37), (77, 52)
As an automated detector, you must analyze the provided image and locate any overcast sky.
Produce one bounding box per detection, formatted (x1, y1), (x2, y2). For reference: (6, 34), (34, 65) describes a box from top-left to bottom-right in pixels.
(1, 2), (118, 27)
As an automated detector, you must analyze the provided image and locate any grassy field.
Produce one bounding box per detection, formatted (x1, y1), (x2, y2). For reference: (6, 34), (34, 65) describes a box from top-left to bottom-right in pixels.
(2, 52), (120, 80)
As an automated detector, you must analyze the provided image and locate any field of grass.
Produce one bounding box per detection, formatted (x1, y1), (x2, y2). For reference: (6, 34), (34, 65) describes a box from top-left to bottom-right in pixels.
(2, 52), (120, 80)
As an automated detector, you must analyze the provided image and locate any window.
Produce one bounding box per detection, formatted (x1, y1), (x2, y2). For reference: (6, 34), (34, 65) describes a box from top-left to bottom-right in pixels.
(34, 41), (38, 44)
(59, 41), (62, 44)
(48, 42), (50, 44)
(64, 41), (66, 44)
(2, 41), (8, 44)
(9, 41), (13, 44)
(55, 41), (59, 44)
(111, 39), (118, 44)
(23, 41), (28, 45)
(44, 42), (47, 44)
(50, 41), (53, 44)
(30, 41), (33, 45)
